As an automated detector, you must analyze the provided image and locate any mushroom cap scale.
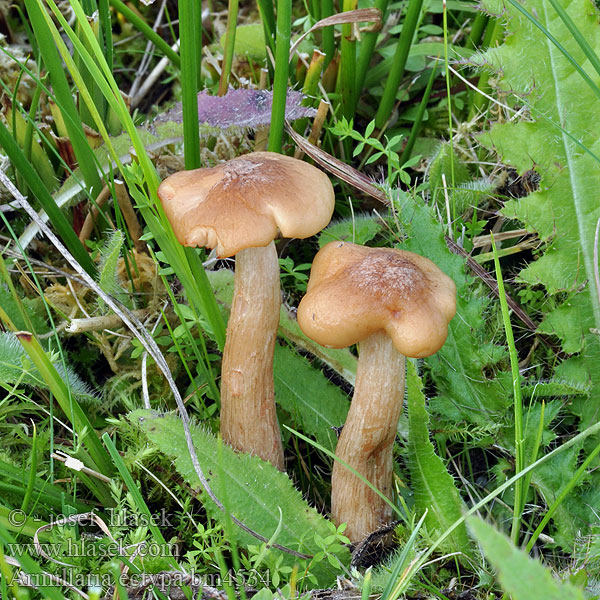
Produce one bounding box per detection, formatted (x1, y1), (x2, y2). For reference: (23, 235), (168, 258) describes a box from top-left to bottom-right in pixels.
(297, 242), (457, 358)
(157, 151), (335, 258)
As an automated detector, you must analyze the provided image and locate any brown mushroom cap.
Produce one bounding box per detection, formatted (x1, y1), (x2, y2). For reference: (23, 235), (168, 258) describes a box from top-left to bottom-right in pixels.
(297, 241), (457, 358)
(157, 151), (335, 258)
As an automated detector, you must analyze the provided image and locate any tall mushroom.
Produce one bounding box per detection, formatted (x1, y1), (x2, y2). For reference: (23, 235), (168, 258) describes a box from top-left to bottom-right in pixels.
(158, 152), (335, 470)
(297, 241), (456, 541)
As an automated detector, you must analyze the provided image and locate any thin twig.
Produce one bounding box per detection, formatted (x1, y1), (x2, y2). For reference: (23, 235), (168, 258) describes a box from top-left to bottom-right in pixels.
(445, 236), (542, 336)
(79, 183), (113, 244)
(51, 451), (112, 483)
(115, 180), (146, 254)
(131, 39), (181, 109)
(66, 309), (149, 333)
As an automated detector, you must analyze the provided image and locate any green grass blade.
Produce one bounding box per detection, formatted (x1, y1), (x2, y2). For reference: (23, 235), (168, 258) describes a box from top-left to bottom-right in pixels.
(0, 120), (96, 276)
(374, 0), (424, 129)
(399, 62), (438, 165)
(256, 0), (276, 58)
(547, 0), (600, 79)
(465, 11), (487, 49)
(20, 423), (38, 514)
(525, 439), (600, 553)
(24, 0), (103, 196)
(355, 0), (390, 100)
(218, 0), (240, 96)
(98, 0), (113, 72)
(379, 512), (427, 600)
(0, 507), (51, 539)
(491, 235), (525, 545)
(321, 0), (335, 65)
(267, 0), (292, 153)
(339, 0), (358, 120)
(41, 0), (226, 348)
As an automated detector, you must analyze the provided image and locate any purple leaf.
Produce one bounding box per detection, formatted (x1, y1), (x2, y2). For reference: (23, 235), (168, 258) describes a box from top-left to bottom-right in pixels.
(154, 89), (316, 131)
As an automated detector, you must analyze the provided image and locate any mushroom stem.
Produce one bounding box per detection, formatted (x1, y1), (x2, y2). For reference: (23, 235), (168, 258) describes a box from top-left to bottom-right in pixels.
(220, 241), (285, 471)
(331, 331), (405, 541)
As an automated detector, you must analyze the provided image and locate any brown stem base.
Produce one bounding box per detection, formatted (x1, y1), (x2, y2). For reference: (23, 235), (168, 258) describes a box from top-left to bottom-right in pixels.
(220, 242), (285, 471)
(331, 331), (405, 541)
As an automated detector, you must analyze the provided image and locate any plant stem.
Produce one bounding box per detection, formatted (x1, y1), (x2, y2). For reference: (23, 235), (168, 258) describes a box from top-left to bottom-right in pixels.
(442, 0), (455, 228)
(267, 0), (292, 153)
(374, 0), (424, 129)
(179, 0), (201, 169)
(355, 0), (390, 107)
(465, 11), (487, 50)
(218, 0), (239, 96)
(321, 0), (335, 66)
(399, 62), (438, 165)
(469, 18), (503, 118)
(256, 0), (276, 58)
(491, 235), (525, 546)
(340, 0), (358, 120)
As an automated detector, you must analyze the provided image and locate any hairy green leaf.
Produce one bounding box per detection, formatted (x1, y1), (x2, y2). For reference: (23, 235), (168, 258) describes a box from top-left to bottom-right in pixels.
(274, 345), (349, 452)
(406, 361), (471, 556)
(97, 229), (126, 308)
(318, 215), (383, 248)
(468, 517), (584, 600)
(0, 331), (96, 402)
(130, 409), (350, 585)
(475, 0), (600, 416)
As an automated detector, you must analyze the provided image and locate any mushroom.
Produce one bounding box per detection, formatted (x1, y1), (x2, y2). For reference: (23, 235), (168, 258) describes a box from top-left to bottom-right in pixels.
(158, 152), (335, 470)
(297, 241), (456, 541)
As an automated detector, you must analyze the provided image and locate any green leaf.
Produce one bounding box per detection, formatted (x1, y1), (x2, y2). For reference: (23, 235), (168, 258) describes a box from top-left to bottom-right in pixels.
(530, 445), (583, 548)
(475, 0), (600, 415)
(219, 23), (266, 60)
(97, 229), (126, 308)
(129, 409), (350, 586)
(24, 0), (103, 197)
(0, 332), (96, 403)
(468, 517), (585, 600)
(274, 345), (349, 452)
(406, 361), (472, 556)
(319, 215), (383, 248)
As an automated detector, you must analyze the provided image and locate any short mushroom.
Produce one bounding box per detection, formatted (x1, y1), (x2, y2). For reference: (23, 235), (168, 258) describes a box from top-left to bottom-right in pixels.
(158, 152), (335, 470)
(297, 241), (456, 541)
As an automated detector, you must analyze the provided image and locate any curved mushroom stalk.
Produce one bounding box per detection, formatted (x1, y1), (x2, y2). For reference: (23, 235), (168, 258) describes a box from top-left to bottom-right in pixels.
(297, 241), (456, 542)
(221, 241), (284, 471)
(332, 331), (405, 541)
